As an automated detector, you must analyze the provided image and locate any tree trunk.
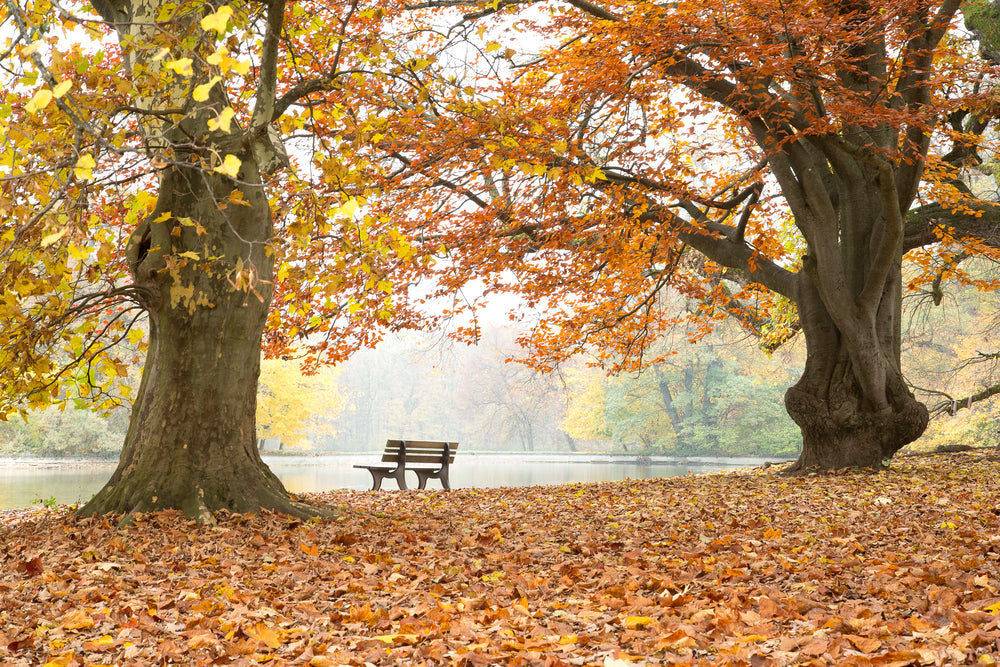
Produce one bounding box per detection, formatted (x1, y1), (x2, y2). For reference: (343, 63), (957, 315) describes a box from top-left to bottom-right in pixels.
(75, 0), (329, 523)
(783, 274), (928, 470)
(79, 165), (329, 523)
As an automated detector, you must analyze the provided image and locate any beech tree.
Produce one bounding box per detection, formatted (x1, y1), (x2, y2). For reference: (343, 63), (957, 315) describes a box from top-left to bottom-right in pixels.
(0, 0), (431, 520)
(364, 0), (1000, 469)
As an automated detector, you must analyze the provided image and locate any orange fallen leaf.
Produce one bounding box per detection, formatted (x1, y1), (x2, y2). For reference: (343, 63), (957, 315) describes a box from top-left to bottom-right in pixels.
(623, 615), (655, 630)
(245, 621), (282, 649)
(60, 609), (95, 630)
(845, 634), (883, 653)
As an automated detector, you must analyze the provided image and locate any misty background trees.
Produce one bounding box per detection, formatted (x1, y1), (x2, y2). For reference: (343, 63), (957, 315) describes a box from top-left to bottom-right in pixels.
(5, 277), (1000, 460)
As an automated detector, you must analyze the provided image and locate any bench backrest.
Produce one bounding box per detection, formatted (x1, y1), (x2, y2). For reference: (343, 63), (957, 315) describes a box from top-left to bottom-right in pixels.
(381, 440), (459, 465)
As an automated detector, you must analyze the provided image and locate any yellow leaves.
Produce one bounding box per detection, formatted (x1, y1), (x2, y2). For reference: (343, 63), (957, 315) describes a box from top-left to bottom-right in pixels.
(41, 653), (75, 667)
(60, 608), (95, 630)
(24, 88), (52, 114)
(622, 615), (655, 630)
(200, 5), (233, 34)
(20, 40), (43, 57)
(163, 58), (193, 77)
(335, 198), (360, 219)
(370, 633), (419, 644)
(40, 228), (68, 247)
(213, 154), (241, 178)
(193, 76), (222, 102)
(74, 153), (96, 181)
(208, 107), (236, 133)
(52, 80), (72, 98)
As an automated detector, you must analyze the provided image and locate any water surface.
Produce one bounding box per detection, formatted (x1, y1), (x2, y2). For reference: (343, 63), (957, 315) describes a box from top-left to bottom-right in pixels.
(0, 453), (776, 510)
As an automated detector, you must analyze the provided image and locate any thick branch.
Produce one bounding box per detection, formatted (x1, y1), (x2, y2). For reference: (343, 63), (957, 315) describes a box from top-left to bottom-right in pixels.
(857, 162), (903, 315)
(643, 205), (798, 298)
(895, 0), (964, 206)
(250, 0), (286, 132)
(902, 201), (1000, 252)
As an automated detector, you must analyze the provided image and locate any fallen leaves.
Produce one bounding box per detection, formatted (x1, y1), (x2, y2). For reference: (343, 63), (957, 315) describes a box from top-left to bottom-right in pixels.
(1, 450), (1000, 665)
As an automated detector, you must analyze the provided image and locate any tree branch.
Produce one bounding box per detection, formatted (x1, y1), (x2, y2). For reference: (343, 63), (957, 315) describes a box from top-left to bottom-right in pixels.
(250, 0), (285, 132)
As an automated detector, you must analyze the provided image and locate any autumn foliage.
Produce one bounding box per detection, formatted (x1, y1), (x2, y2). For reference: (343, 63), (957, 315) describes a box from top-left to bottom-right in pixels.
(353, 0), (1000, 468)
(3, 452), (1000, 665)
(1, 0), (1000, 517)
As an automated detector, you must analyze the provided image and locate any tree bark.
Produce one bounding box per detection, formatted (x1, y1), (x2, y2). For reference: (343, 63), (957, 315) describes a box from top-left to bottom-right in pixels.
(78, 0), (331, 522)
(782, 271), (928, 471)
(80, 162), (329, 522)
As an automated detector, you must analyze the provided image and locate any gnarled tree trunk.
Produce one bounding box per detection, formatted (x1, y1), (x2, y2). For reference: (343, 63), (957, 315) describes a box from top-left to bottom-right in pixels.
(783, 275), (928, 470)
(80, 165), (325, 522)
(79, 0), (329, 522)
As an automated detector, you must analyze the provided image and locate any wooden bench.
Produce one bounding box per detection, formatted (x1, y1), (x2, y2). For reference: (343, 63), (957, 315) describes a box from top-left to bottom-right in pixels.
(354, 440), (459, 490)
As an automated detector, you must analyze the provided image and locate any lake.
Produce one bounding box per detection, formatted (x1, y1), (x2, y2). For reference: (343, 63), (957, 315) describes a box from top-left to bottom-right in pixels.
(0, 453), (779, 510)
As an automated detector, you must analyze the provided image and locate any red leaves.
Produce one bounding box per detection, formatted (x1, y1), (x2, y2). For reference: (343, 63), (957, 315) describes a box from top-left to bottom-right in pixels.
(2, 451), (1000, 665)
(18, 556), (43, 577)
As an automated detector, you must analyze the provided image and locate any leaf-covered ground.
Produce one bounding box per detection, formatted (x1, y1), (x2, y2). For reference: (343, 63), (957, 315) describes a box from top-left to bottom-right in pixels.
(2, 451), (1000, 666)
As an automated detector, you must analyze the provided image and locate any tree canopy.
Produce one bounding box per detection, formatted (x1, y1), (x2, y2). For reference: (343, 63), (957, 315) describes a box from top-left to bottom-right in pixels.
(0, 0), (998, 518)
(358, 0), (1000, 468)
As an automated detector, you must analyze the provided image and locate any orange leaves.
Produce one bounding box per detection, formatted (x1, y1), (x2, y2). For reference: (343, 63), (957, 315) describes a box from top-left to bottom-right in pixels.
(244, 621), (283, 650)
(2, 451), (1000, 665)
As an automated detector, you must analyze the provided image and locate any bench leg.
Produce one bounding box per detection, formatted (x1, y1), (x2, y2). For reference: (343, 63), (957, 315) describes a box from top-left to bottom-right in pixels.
(415, 470), (450, 490)
(416, 471), (430, 490)
(369, 470), (384, 491)
(393, 466), (407, 490)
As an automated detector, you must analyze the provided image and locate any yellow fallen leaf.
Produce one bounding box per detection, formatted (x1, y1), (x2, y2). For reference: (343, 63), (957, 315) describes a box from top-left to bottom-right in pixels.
(61, 608), (95, 630)
(41, 653), (75, 667)
(623, 615), (654, 630)
(309, 657), (338, 667)
(370, 633), (419, 644)
(245, 621), (282, 649)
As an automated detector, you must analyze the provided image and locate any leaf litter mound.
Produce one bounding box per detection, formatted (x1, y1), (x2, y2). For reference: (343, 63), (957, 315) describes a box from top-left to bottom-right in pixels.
(2, 451), (1000, 666)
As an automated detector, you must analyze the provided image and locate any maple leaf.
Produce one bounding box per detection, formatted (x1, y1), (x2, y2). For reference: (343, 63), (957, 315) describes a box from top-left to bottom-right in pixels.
(200, 5), (233, 34)
(213, 154), (241, 178)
